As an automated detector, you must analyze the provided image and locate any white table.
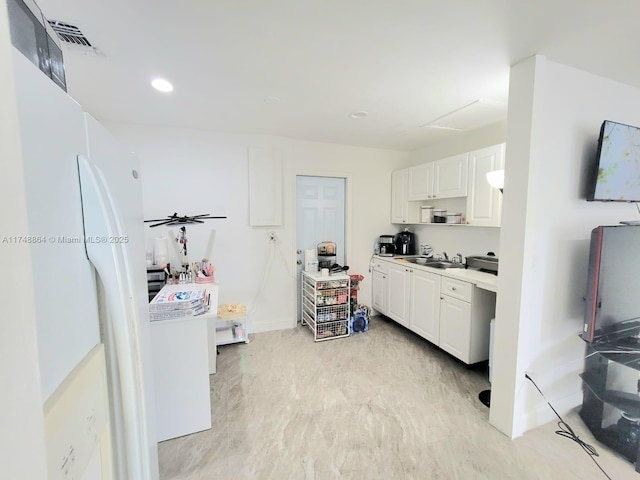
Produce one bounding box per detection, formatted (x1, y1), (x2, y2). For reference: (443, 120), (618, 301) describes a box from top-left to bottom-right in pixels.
(149, 282), (218, 442)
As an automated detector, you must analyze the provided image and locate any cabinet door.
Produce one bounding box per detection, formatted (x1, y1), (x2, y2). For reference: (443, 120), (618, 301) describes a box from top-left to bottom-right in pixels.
(372, 270), (388, 315)
(391, 169), (409, 223)
(410, 270), (441, 344)
(466, 144), (504, 227)
(387, 264), (411, 327)
(408, 163), (434, 201)
(433, 153), (468, 199)
(439, 295), (472, 363)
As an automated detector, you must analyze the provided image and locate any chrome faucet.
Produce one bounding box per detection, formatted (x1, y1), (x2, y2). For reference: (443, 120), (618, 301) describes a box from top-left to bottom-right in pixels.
(452, 253), (465, 264)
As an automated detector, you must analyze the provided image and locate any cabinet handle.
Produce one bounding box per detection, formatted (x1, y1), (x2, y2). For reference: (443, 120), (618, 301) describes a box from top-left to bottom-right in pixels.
(451, 286), (457, 291)
(440, 296), (444, 300)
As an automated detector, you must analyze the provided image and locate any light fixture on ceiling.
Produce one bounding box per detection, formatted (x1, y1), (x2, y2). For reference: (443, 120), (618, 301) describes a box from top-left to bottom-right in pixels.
(264, 96), (281, 104)
(349, 111), (368, 119)
(486, 169), (504, 193)
(151, 78), (173, 93)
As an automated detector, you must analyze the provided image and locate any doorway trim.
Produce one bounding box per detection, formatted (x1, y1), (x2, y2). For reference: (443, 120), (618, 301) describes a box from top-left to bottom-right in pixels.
(290, 169), (353, 329)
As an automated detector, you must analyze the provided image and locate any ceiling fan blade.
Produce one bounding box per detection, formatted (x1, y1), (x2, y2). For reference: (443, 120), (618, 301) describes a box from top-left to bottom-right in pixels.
(145, 213), (227, 227)
(149, 220), (174, 227)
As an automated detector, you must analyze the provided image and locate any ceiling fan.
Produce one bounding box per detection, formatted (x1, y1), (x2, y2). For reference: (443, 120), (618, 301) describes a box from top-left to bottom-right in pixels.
(144, 212), (226, 228)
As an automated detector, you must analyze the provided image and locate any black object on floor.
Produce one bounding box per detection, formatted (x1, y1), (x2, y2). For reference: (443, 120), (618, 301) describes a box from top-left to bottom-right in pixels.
(479, 389), (491, 407)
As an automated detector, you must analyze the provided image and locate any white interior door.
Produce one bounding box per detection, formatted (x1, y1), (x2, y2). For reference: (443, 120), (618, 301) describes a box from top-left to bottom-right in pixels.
(296, 176), (346, 318)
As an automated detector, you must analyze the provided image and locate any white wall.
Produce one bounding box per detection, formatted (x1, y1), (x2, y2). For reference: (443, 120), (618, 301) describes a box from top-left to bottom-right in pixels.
(404, 121), (507, 167)
(0, 3), (48, 478)
(103, 122), (407, 332)
(491, 55), (640, 437)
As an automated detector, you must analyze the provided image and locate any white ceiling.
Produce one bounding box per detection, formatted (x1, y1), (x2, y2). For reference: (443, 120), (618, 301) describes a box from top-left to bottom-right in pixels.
(34, 0), (640, 151)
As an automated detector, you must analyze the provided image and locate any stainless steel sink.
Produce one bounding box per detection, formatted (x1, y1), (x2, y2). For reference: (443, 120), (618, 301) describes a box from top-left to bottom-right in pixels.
(402, 257), (465, 269)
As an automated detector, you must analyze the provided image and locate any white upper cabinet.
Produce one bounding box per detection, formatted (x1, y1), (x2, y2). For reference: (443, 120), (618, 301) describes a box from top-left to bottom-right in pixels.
(466, 143), (505, 227)
(391, 169), (408, 223)
(391, 143), (503, 225)
(391, 168), (420, 224)
(408, 162), (434, 200)
(433, 153), (468, 199)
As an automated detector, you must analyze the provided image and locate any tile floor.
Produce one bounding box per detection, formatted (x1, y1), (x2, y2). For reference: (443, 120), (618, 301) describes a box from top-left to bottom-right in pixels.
(158, 316), (636, 479)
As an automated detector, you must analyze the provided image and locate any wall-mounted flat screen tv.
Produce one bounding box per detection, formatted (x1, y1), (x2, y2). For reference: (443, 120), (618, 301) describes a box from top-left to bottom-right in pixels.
(587, 120), (640, 202)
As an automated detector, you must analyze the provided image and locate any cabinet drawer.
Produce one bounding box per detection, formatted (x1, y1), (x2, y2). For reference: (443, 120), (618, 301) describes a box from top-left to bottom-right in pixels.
(373, 259), (390, 274)
(441, 277), (472, 302)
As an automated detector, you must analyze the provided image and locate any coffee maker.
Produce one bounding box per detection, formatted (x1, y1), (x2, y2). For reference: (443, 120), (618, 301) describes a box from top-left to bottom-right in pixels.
(395, 228), (416, 255)
(378, 235), (396, 256)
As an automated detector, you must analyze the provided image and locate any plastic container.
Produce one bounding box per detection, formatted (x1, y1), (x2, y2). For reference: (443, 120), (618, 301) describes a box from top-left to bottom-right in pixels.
(446, 212), (462, 224)
(421, 206), (434, 223)
(433, 209), (447, 223)
(305, 258), (319, 272)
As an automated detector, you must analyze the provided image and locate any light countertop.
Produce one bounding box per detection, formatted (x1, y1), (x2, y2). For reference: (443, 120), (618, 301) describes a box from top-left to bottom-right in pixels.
(375, 255), (498, 293)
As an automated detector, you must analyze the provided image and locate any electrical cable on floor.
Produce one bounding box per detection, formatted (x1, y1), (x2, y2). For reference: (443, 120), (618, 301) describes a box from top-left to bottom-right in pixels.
(524, 373), (612, 480)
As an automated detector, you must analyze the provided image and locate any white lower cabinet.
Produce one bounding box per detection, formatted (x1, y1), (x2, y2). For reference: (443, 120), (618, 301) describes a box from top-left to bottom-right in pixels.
(373, 257), (495, 365)
(387, 263), (411, 328)
(438, 276), (493, 364)
(409, 270), (441, 343)
(439, 295), (473, 361)
(372, 269), (388, 315)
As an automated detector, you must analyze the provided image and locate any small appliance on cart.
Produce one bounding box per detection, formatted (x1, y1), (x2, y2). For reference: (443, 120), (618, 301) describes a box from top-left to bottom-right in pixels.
(317, 240), (337, 269)
(301, 271), (350, 341)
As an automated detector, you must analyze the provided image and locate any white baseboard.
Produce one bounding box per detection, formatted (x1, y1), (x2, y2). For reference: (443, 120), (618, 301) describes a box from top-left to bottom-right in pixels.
(249, 317), (296, 334)
(518, 390), (583, 435)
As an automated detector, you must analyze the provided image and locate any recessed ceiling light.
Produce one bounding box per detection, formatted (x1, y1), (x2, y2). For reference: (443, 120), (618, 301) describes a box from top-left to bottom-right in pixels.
(264, 96), (281, 104)
(151, 78), (173, 92)
(349, 111), (368, 119)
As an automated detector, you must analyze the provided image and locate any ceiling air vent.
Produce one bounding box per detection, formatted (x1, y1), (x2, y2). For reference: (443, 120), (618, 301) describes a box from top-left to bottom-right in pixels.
(421, 99), (507, 132)
(48, 20), (92, 47)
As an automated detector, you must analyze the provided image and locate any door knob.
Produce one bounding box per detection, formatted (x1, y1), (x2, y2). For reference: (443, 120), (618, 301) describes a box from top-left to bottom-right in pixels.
(296, 260), (302, 265)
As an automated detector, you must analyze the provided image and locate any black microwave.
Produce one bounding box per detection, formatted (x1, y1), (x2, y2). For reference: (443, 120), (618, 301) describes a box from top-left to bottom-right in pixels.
(7, 0), (66, 91)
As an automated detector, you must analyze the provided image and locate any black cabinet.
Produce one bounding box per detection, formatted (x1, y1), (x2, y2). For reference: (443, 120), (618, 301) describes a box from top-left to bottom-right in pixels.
(147, 264), (168, 302)
(580, 343), (640, 471)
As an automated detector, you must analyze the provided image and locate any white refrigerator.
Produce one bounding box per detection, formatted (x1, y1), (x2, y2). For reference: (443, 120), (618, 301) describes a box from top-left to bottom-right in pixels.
(12, 48), (158, 479)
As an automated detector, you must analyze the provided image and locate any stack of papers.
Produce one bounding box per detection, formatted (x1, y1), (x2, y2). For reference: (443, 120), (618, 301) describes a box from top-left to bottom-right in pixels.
(149, 289), (209, 321)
